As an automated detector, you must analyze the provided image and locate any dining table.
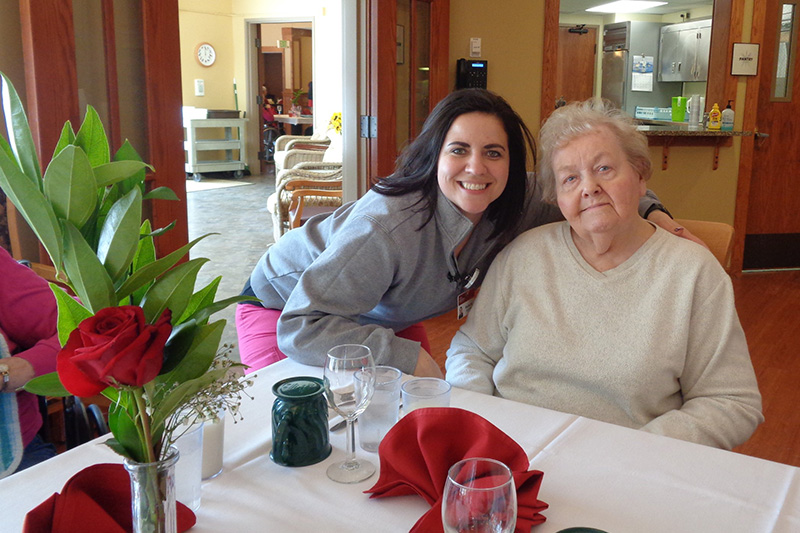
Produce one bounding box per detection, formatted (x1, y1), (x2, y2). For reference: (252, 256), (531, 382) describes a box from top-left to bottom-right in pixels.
(3, 358), (798, 532)
(274, 114), (313, 135)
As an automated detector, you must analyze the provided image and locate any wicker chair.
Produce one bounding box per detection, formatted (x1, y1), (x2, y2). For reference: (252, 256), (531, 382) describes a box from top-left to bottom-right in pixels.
(273, 135), (330, 173)
(267, 167), (343, 241)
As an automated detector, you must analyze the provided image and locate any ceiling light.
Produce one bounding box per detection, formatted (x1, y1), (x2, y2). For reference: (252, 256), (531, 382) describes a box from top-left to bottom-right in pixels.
(587, 1), (667, 13)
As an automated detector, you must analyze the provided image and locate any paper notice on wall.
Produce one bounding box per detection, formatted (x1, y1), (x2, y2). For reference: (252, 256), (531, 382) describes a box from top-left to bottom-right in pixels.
(631, 55), (654, 92)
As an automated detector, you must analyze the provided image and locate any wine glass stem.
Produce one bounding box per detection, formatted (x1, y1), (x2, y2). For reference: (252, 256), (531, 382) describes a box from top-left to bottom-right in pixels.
(344, 417), (357, 467)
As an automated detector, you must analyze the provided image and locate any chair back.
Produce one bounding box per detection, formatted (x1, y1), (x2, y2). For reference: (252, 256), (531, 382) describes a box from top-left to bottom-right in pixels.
(674, 218), (735, 273)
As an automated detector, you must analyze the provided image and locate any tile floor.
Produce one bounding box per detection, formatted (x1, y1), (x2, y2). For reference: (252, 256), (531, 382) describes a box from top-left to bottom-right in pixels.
(186, 169), (276, 362)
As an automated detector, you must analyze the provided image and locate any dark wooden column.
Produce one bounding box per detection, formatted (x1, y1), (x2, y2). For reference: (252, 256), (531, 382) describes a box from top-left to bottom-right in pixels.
(141, 0), (189, 258)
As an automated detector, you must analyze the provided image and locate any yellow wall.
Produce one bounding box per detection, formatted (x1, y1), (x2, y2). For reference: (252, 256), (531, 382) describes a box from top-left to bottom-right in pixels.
(179, 0), (343, 170)
(449, 0), (545, 132)
(449, 0), (752, 225)
(179, 1), (237, 110)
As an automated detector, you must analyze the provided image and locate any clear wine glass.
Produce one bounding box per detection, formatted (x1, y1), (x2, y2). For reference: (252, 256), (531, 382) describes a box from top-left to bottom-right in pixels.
(323, 344), (376, 483)
(442, 457), (517, 533)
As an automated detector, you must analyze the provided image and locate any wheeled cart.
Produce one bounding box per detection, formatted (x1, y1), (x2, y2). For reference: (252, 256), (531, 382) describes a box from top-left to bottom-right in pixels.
(183, 117), (247, 181)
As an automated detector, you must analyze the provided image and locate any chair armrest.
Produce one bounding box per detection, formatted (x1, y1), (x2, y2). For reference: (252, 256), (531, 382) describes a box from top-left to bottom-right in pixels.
(293, 161), (342, 171)
(282, 149), (327, 170)
(275, 135), (311, 151)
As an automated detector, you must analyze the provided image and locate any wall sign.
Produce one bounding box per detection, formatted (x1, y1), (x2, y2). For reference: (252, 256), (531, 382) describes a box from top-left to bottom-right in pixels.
(731, 43), (760, 76)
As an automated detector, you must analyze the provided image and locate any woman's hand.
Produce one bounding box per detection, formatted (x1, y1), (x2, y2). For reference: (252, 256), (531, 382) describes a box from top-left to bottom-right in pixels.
(413, 349), (444, 378)
(2, 356), (35, 391)
(647, 210), (709, 249)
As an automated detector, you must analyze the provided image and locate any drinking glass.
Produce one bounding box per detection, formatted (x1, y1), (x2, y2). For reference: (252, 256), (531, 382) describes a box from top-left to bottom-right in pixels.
(355, 365), (402, 452)
(323, 344), (376, 483)
(401, 377), (451, 413)
(442, 458), (517, 533)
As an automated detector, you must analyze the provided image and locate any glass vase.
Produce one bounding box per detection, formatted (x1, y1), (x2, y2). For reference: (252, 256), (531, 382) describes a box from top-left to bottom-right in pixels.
(124, 446), (180, 533)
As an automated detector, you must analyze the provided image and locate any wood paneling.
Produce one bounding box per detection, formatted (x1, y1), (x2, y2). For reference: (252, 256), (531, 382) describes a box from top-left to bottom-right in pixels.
(539, 0), (560, 126)
(424, 270), (800, 468)
(556, 26), (596, 104)
(19, 0), (80, 166)
(368, 0), (398, 184)
(141, 0), (189, 259)
(428, 0), (450, 108)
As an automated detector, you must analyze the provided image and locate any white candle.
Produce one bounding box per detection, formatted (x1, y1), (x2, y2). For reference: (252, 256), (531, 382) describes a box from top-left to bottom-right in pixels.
(202, 412), (225, 479)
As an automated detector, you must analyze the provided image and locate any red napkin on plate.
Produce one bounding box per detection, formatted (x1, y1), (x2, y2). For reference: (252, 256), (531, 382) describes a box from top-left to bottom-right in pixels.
(22, 463), (196, 533)
(365, 407), (548, 532)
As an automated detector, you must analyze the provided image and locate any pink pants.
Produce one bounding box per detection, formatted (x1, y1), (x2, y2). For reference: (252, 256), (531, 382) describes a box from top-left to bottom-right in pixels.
(235, 303), (431, 374)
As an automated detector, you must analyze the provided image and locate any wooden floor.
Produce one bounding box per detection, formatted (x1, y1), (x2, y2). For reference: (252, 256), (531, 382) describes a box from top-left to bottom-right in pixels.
(422, 269), (800, 468)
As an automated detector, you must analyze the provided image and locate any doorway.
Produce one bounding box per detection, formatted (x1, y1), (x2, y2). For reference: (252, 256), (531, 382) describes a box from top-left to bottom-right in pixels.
(736, 0), (800, 269)
(254, 21), (313, 173)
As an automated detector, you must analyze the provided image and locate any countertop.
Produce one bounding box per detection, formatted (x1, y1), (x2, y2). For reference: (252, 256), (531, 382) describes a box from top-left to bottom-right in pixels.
(635, 120), (751, 137)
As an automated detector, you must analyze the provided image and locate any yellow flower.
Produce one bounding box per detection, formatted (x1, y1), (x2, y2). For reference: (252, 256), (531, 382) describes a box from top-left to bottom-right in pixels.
(328, 112), (342, 135)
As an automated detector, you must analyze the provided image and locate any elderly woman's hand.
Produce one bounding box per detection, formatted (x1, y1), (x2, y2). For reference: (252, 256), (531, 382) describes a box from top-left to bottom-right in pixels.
(647, 210), (710, 250)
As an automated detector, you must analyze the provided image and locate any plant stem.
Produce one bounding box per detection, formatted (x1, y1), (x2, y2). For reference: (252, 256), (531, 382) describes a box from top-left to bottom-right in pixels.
(134, 387), (156, 463)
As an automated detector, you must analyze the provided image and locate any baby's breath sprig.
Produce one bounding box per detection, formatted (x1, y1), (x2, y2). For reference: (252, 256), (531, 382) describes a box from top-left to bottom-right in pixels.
(160, 345), (255, 451)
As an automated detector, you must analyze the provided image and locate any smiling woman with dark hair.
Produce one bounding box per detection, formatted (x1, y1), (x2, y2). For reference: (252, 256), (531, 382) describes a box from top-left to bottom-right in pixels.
(236, 90), (680, 379)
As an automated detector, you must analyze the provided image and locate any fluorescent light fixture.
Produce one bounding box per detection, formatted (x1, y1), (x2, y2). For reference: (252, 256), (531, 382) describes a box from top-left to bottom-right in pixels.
(587, 1), (667, 13)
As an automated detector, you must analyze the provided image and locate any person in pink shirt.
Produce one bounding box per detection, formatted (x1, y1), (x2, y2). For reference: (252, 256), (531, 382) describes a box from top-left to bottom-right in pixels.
(0, 246), (60, 473)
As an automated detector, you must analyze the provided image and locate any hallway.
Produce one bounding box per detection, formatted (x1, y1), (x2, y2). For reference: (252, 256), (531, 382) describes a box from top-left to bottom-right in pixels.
(186, 170), (276, 361)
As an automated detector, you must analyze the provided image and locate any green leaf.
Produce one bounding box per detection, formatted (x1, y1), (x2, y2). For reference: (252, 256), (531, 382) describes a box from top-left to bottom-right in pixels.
(52, 121), (76, 160)
(74, 106), (110, 167)
(108, 399), (146, 462)
(140, 258), (209, 323)
(115, 234), (209, 303)
(151, 366), (228, 434)
(112, 140), (146, 196)
(161, 319), (199, 373)
(22, 372), (70, 397)
(0, 148), (63, 267)
(143, 186), (179, 201)
(97, 187), (142, 281)
(177, 276), (220, 324)
(43, 145), (97, 230)
(93, 160), (152, 188)
(158, 320), (225, 385)
(62, 222), (115, 313)
(50, 283), (92, 346)
(0, 72), (42, 187)
(186, 294), (254, 326)
(129, 220), (156, 305)
(146, 221), (176, 239)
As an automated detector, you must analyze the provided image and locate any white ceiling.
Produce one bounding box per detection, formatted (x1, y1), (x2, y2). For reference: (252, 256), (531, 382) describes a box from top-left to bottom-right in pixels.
(559, 0), (712, 16)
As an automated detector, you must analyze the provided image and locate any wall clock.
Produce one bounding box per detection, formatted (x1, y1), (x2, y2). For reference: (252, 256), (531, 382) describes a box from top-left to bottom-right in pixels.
(196, 42), (216, 67)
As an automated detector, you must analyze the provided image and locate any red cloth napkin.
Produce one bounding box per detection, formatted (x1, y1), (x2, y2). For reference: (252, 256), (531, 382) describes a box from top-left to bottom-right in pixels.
(365, 407), (548, 532)
(23, 463), (196, 533)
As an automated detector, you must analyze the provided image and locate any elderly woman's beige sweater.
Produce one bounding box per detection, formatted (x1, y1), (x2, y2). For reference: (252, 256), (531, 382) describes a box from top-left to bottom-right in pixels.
(445, 222), (763, 450)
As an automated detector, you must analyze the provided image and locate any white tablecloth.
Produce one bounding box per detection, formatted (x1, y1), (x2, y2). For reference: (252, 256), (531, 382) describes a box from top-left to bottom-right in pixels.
(3, 359), (799, 532)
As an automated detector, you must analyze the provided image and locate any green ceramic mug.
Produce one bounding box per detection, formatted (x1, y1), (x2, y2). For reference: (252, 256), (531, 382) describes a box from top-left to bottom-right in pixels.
(270, 376), (332, 467)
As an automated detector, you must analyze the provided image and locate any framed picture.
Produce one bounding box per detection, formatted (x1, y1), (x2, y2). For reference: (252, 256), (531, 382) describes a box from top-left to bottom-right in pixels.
(396, 25), (405, 64)
(731, 42), (760, 76)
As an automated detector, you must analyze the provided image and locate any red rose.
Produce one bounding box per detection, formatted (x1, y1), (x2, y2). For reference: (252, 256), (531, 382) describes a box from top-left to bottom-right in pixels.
(57, 306), (173, 396)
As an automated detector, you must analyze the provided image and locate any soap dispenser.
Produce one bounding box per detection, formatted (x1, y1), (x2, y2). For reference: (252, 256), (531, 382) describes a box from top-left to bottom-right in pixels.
(721, 100), (735, 131)
(708, 103), (722, 130)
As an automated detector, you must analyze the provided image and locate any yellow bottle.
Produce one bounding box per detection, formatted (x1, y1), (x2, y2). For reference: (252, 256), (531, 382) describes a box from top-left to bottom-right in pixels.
(708, 103), (721, 130)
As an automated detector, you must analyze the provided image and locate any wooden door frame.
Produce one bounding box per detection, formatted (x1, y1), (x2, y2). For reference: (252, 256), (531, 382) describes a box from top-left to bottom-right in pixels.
(13, 0), (188, 261)
(366, 0), (449, 185)
(731, 0), (771, 273)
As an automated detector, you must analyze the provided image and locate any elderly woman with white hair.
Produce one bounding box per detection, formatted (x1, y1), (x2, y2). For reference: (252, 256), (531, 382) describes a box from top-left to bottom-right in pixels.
(445, 98), (763, 450)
